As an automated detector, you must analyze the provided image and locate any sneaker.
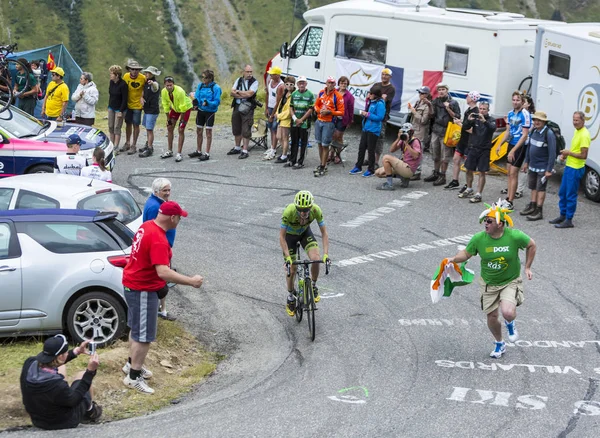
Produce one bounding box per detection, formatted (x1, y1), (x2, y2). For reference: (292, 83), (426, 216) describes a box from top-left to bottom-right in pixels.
(410, 173), (421, 181)
(423, 172), (439, 182)
(504, 199), (514, 210)
(505, 320), (519, 342)
(458, 188), (474, 198)
(275, 156), (288, 163)
(286, 297), (296, 317)
(83, 401), (103, 423)
(549, 215), (566, 225)
(444, 180), (460, 190)
(160, 150), (173, 159)
(158, 311), (177, 321)
(313, 285), (320, 303)
(263, 149), (276, 160)
(349, 166), (362, 175)
(490, 341), (506, 359)
(399, 176), (410, 188)
(469, 193), (482, 203)
(433, 175), (447, 186)
(227, 147), (241, 155)
(555, 219), (574, 228)
(199, 152), (210, 161)
(362, 170), (374, 178)
(123, 375), (155, 394)
(500, 188), (508, 194)
(139, 148), (153, 158)
(515, 191), (523, 199)
(376, 182), (395, 191)
(457, 184), (468, 194)
(138, 146), (148, 155)
(188, 150), (202, 158)
(175, 153), (183, 162)
(292, 163), (304, 169)
(122, 362), (153, 379)
(239, 151), (249, 159)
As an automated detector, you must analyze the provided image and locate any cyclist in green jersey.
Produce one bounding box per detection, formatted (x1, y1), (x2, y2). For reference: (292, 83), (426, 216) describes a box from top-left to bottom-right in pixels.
(280, 191), (329, 316)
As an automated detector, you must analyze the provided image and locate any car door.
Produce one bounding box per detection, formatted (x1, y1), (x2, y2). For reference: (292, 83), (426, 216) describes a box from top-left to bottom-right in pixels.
(0, 133), (15, 177)
(0, 220), (22, 326)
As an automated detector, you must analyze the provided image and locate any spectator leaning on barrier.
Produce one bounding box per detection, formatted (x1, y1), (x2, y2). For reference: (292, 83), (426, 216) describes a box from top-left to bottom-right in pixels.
(42, 67), (70, 121)
(20, 334), (102, 430)
(71, 71), (99, 126)
(189, 69), (222, 161)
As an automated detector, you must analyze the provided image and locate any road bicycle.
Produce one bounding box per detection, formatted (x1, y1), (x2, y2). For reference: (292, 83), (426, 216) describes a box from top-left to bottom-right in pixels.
(286, 242), (331, 341)
(0, 43), (30, 113)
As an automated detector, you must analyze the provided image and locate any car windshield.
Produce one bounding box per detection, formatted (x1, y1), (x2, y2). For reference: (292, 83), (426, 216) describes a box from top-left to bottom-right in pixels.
(77, 191), (142, 225)
(0, 102), (48, 138)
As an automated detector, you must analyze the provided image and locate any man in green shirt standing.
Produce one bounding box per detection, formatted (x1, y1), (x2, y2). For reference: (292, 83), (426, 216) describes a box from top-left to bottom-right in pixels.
(14, 58), (39, 116)
(447, 200), (537, 358)
(288, 76), (314, 169)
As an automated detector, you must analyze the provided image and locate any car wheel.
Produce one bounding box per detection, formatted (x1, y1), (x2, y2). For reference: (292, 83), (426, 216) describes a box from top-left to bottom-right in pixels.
(66, 291), (127, 347)
(28, 164), (54, 174)
(584, 167), (600, 202)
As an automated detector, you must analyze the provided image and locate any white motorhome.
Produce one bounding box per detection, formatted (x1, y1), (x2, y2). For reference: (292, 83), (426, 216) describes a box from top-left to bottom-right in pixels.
(532, 23), (600, 202)
(269, 0), (556, 125)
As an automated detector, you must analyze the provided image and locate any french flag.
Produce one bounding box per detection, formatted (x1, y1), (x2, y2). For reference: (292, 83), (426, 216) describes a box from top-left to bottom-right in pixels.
(387, 66), (443, 112)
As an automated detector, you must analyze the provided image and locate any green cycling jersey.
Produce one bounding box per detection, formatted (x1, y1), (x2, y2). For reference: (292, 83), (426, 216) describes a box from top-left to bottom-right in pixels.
(281, 203), (325, 235)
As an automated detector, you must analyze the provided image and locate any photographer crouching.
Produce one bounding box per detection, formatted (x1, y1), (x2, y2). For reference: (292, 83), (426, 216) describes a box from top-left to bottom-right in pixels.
(375, 122), (423, 190)
(20, 335), (102, 429)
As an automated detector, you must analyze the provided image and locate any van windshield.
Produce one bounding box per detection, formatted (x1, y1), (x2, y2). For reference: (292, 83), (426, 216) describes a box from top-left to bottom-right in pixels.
(77, 191), (141, 225)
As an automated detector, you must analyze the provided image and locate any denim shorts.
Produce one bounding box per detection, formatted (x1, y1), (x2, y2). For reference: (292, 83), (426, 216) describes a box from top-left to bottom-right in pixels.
(314, 119), (335, 147)
(125, 109), (142, 126)
(142, 113), (158, 130)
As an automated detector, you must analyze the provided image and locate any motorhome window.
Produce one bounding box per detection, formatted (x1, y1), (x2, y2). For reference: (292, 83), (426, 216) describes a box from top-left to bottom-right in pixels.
(291, 27), (323, 58)
(548, 51), (570, 79)
(444, 46), (469, 76)
(335, 34), (387, 64)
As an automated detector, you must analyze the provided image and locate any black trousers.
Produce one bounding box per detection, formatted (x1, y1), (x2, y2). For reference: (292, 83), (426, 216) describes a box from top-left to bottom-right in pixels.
(290, 126), (308, 165)
(355, 131), (379, 172)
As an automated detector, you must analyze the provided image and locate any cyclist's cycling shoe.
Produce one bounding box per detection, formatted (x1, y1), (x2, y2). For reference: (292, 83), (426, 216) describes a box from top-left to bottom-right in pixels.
(286, 297), (296, 317)
(313, 285), (320, 303)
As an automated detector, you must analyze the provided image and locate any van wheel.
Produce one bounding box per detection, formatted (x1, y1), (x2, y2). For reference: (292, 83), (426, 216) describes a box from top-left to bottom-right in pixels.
(66, 291), (127, 347)
(28, 164), (54, 174)
(584, 167), (600, 202)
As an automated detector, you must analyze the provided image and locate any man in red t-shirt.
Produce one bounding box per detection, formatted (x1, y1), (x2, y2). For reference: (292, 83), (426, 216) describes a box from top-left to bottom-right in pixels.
(121, 201), (203, 394)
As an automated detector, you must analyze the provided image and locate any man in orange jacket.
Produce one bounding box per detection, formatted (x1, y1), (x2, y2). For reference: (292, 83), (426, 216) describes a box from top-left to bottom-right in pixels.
(313, 76), (344, 177)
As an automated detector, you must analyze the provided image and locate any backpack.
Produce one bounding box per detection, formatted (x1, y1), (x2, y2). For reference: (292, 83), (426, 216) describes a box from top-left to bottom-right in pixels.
(544, 120), (566, 157)
(312, 89), (338, 122)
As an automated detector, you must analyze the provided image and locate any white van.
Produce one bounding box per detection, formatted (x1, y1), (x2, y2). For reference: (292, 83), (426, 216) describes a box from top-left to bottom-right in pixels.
(532, 23), (600, 202)
(269, 0), (557, 125)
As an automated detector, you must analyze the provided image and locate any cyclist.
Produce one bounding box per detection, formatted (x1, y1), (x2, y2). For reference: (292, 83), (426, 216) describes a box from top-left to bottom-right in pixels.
(280, 191), (329, 316)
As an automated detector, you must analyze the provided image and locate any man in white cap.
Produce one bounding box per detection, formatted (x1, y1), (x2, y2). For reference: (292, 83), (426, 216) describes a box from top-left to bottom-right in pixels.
(120, 59), (146, 155)
(446, 90), (480, 192)
(289, 76), (314, 168)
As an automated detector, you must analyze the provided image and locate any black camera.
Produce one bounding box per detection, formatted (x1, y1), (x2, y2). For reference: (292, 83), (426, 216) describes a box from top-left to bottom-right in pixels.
(254, 100), (263, 108)
(400, 133), (408, 141)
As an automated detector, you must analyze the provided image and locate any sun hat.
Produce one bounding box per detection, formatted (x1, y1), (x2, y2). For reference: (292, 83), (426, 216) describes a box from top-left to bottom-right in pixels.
(126, 59), (143, 70)
(36, 334), (69, 363)
(66, 134), (83, 146)
(141, 66), (161, 76)
(50, 67), (65, 77)
(159, 201), (188, 217)
(531, 111), (548, 121)
(267, 66), (282, 75)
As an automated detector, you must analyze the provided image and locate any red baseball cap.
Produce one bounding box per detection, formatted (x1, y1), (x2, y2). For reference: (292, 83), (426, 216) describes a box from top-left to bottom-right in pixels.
(159, 201), (188, 217)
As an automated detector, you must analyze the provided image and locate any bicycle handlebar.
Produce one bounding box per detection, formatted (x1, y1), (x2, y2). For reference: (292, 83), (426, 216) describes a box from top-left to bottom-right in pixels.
(286, 259), (331, 276)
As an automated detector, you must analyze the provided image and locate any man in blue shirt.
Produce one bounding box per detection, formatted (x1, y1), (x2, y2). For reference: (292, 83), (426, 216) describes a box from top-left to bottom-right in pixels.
(497, 92), (531, 209)
(143, 177), (176, 320)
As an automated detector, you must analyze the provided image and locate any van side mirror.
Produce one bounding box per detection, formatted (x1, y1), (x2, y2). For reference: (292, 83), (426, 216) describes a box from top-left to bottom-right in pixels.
(280, 42), (289, 59)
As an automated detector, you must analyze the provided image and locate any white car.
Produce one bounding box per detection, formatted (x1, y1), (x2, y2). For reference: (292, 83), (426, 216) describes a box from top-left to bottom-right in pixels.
(0, 174), (142, 232)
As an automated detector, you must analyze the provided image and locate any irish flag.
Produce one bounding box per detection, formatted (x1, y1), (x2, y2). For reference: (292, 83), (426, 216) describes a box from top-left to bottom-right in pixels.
(430, 258), (475, 304)
(336, 58), (442, 113)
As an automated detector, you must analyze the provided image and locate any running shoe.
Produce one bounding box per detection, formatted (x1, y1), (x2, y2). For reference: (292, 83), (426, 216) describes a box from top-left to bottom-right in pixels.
(82, 401), (103, 423)
(444, 180), (460, 189)
(458, 188), (474, 198)
(122, 362), (153, 379)
(469, 193), (482, 203)
(376, 182), (395, 191)
(239, 151), (249, 159)
(199, 153), (210, 161)
(227, 147), (241, 155)
(362, 170), (374, 178)
(188, 150), (202, 158)
(160, 150), (173, 159)
(286, 297), (296, 317)
(505, 320), (519, 342)
(175, 153), (183, 162)
(349, 167), (362, 175)
(123, 375), (155, 394)
(457, 184), (468, 194)
(490, 341), (506, 359)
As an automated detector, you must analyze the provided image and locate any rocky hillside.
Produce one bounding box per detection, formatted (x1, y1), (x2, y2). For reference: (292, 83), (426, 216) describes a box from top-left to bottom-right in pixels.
(0, 0), (597, 106)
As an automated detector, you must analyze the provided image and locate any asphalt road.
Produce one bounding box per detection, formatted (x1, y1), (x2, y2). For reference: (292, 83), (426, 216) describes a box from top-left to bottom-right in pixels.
(11, 125), (600, 437)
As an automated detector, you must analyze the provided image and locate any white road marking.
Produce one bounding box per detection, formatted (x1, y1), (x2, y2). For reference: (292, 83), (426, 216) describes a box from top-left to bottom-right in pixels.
(339, 191), (428, 228)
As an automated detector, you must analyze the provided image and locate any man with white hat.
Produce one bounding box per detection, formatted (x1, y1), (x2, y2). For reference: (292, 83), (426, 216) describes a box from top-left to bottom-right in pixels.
(288, 75), (314, 168)
(120, 59), (146, 155)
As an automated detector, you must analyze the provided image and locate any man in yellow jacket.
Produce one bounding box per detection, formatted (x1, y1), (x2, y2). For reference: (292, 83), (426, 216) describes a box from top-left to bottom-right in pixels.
(161, 76), (193, 162)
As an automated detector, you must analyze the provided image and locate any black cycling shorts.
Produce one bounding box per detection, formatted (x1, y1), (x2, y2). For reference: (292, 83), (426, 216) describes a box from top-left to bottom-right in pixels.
(196, 110), (216, 128)
(284, 228), (319, 261)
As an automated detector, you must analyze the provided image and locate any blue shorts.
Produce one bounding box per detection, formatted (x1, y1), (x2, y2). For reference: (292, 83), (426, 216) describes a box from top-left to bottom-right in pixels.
(266, 107), (278, 133)
(142, 113), (158, 130)
(314, 119), (335, 147)
(124, 287), (159, 343)
(125, 109), (142, 126)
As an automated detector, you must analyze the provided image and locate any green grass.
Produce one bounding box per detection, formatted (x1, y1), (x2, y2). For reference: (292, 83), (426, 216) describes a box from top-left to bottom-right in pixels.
(0, 320), (218, 430)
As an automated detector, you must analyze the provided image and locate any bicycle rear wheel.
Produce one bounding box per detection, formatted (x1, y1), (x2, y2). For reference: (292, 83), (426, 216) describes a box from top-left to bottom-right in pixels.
(305, 281), (315, 341)
(295, 289), (303, 323)
(0, 74), (13, 114)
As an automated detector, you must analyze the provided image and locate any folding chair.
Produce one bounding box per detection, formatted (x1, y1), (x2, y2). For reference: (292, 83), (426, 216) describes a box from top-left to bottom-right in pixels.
(328, 141), (348, 167)
(249, 118), (268, 151)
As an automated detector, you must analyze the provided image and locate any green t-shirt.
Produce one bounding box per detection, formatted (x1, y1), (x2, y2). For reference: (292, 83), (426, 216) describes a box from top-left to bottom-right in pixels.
(465, 228), (530, 286)
(281, 203), (324, 235)
(290, 89), (315, 129)
(15, 72), (37, 94)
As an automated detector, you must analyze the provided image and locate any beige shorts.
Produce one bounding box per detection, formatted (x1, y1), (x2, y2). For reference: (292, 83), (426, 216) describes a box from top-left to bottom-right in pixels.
(375, 156), (414, 178)
(480, 277), (524, 314)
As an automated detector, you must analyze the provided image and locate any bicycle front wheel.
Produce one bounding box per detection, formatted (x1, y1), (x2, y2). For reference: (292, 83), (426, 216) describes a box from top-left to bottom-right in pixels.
(305, 281), (315, 341)
(0, 74), (14, 114)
